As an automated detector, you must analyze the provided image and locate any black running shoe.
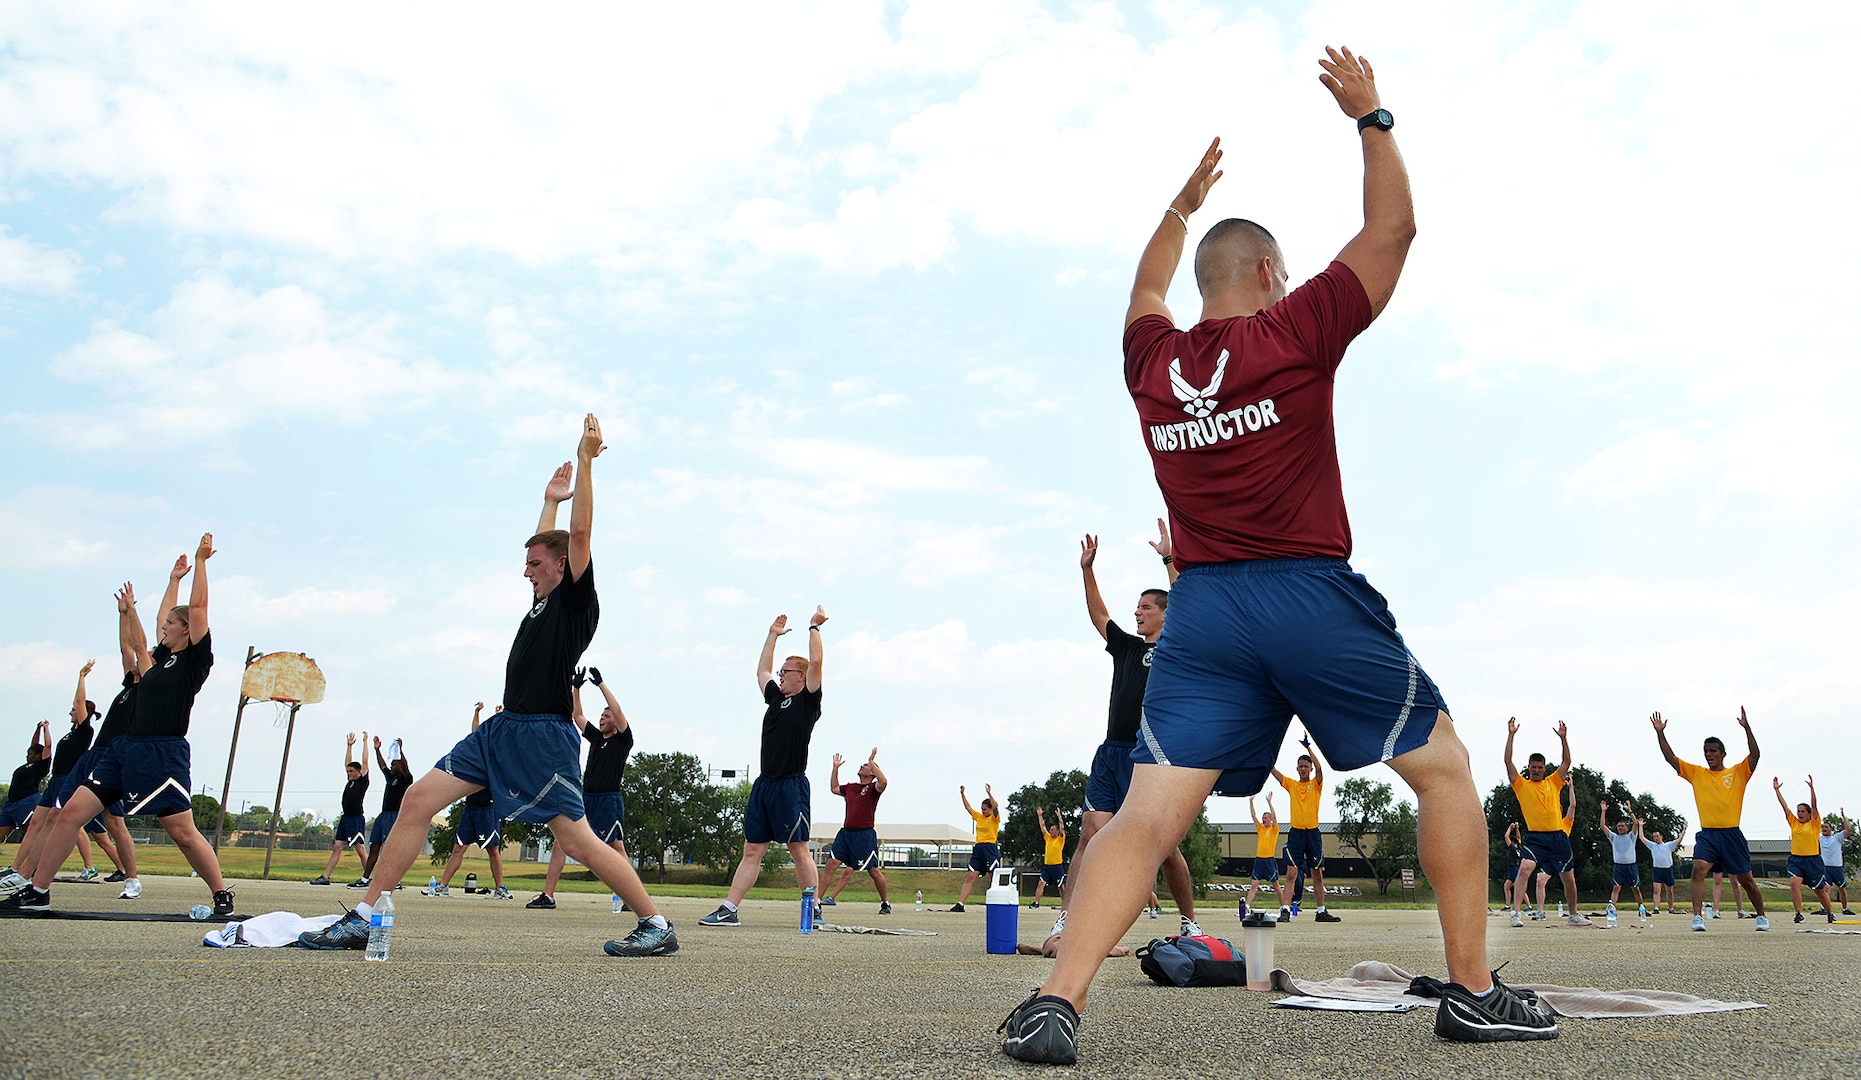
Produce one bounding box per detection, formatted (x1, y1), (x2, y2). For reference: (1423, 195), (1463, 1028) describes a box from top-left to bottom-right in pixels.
(298, 910), (368, 950)
(0, 886), (49, 910)
(1795, 912), (1805, 924)
(308, 875), (331, 885)
(1428, 976), (1559, 1042)
(212, 889), (236, 918)
(527, 893), (556, 909)
(1314, 910), (1342, 923)
(999, 991), (1080, 1065)
(104, 870), (128, 883)
(878, 901), (892, 915)
(950, 902), (965, 912)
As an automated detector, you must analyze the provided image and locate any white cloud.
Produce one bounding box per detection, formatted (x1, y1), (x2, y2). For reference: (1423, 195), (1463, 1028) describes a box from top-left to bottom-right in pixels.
(0, 226), (87, 292)
(0, 640), (87, 692)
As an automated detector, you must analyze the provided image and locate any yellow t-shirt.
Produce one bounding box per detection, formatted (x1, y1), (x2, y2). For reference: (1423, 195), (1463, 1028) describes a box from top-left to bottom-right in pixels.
(1278, 776), (1322, 831)
(971, 810), (1000, 844)
(1676, 759), (1752, 830)
(1790, 815), (1823, 857)
(1511, 771), (1567, 833)
(1044, 832), (1066, 865)
(1255, 821), (1280, 859)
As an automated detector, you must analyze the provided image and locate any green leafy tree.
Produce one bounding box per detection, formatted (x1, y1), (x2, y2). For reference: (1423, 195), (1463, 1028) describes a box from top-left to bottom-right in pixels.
(190, 793), (221, 835)
(1001, 770), (1089, 865)
(621, 752), (743, 881)
(427, 801), (465, 867)
(1334, 777), (1418, 895)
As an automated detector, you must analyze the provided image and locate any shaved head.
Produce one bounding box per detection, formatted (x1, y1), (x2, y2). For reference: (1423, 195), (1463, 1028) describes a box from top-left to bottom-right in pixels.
(1194, 218), (1281, 295)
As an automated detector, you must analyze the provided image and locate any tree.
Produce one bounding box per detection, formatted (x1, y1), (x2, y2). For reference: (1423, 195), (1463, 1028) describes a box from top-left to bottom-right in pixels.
(191, 793), (221, 835)
(621, 752), (742, 881)
(1001, 770), (1089, 866)
(427, 801), (465, 867)
(1334, 777), (1417, 895)
(1485, 762), (1683, 896)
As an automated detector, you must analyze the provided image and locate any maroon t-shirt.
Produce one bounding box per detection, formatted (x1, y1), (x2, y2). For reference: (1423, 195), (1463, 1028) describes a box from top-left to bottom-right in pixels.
(839, 781), (882, 830)
(1122, 260), (1374, 565)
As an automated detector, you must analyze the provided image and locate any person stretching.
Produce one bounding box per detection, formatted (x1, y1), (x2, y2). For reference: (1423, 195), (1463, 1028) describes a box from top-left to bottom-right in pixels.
(951, 784), (999, 912)
(1652, 708), (1768, 932)
(1246, 793), (1290, 920)
(1029, 806), (1067, 909)
(310, 732), (369, 885)
(1775, 776), (1835, 925)
(1600, 799), (1645, 917)
(1638, 817), (1685, 914)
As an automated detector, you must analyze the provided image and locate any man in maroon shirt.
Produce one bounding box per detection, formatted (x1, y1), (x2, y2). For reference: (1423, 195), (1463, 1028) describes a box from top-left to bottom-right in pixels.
(1001, 48), (1557, 1065)
(820, 748), (891, 915)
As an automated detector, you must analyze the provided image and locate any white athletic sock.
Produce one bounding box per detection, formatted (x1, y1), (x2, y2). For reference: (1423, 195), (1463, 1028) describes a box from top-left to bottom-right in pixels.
(722, 900), (738, 913)
(646, 915), (668, 930)
(1474, 984), (1497, 999)
(355, 901), (373, 919)
(1316, 906), (1327, 913)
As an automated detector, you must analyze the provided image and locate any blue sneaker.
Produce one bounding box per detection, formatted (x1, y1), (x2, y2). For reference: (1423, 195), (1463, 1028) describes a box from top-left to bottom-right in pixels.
(298, 911), (368, 950)
(821, 895), (837, 906)
(604, 919), (678, 956)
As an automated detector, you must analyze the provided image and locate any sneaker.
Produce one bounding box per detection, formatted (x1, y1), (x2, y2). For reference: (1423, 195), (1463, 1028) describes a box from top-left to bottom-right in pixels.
(297, 910), (368, 950)
(1692, 915), (1706, 931)
(1148, 905), (1159, 919)
(0, 886), (49, 910)
(1754, 915), (1770, 931)
(119, 878), (142, 899)
(423, 883), (450, 897)
(1280, 906), (1292, 922)
(821, 895), (837, 906)
(308, 875), (331, 886)
(1315, 910), (1342, 923)
(1429, 975), (1559, 1042)
(950, 902), (966, 913)
(999, 991), (1080, 1065)
(347, 877), (370, 889)
(1028, 900), (1040, 909)
(493, 886), (513, 900)
(0, 871), (28, 898)
(698, 904), (740, 927)
(1049, 911), (1066, 938)
(1795, 912), (1805, 924)
(812, 902), (822, 920)
(1844, 908), (1856, 915)
(212, 890), (236, 918)
(105, 870), (127, 883)
(1829, 911), (1837, 924)
(878, 901), (892, 915)
(78, 867), (100, 882)
(1180, 916), (1204, 937)
(1738, 911), (1753, 919)
(1566, 913), (1591, 927)
(1510, 910), (1524, 927)
(604, 918), (679, 956)
(527, 893), (556, 909)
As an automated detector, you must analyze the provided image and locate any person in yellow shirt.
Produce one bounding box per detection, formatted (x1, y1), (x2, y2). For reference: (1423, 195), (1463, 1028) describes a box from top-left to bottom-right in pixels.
(1031, 806), (1069, 909)
(1652, 707), (1768, 931)
(1245, 792), (1290, 920)
(1505, 717), (1587, 927)
(951, 783), (999, 912)
(1271, 734), (1340, 923)
(1774, 775), (1835, 925)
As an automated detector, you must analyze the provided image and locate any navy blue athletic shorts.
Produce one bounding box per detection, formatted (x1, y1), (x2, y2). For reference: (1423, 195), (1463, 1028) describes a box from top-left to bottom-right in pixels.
(1251, 856), (1280, 882)
(1287, 827), (1324, 872)
(968, 842), (1000, 874)
(0, 795), (37, 830)
(336, 814), (367, 846)
(1041, 862), (1066, 887)
(1651, 865), (1676, 886)
(55, 750), (128, 819)
(1788, 854), (1827, 889)
(83, 736), (193, 818)
(1136, 559), (1446, 796)
(369, 811), (398, 846)
(1826, 863), (1848, 888)
(437, 711), (584, 824)
(1693, 827), (1752, 876)
(831, 827), (879, 871)
(744, 773), (810, 845)
(1084, 739), (1138, 814)
(36, 773), (74, 809)
(1521, 830), (1575, 876)
(1611, 862), (1640, 887)
(585, 791), (625, 844)
(456, 804), (503, 850)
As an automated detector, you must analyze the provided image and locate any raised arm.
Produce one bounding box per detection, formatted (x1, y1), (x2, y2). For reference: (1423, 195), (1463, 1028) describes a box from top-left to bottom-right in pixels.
(589, 667), (628, 735)
(1318, 46), (1414, 320)
(1599, 798), (1610, 832)
(868, 747), (887, 793)
(1125, 139), (1223, 329)
(829, 753), (844, 796)
(142, 556), (187, 675)
(1738, 707), (1759, 771)
(1503, 717), (1520, 777)
(1554, 721), (1571, 778)
(757, 615), (789, 689)
(1248, 795), (1260, 824)
(1036, 805), (1049, 832)
(1080, 535), (1110, 640)
(73, 659), (94, 718)
(959, 785), (976, 817)
(1306, 734), (1325, 784)
(806, 606), (826, 693)
(568, 414), (603, 582)
(1147, 519), (1180, 585)
(345, 732), (358, 769)
(570, 673), (588, 733)
(115, 585), (140, 674)
(1808, 775), (1820, 820)
(1651, 712), (1681, 773)
(471, 702), (484, 733)
(1773, 776), (1790, 819)
(373, 735), (390, 774)
(537, 461), (572, 534)
(187, 533), (213, 644)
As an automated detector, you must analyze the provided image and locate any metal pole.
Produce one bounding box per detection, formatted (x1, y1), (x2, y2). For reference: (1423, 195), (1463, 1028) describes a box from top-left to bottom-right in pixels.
(261, 702), (301, 881)
(213, 644), (260, 856)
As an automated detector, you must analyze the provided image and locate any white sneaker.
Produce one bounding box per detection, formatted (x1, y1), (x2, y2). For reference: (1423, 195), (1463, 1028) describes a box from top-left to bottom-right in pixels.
(0, 871), (27, 898)
(118, 878), (142, 900)
(1180, 916), (1203, 937)
(1049, 910), (1066, 938)
(1510, 909), (1524, 927)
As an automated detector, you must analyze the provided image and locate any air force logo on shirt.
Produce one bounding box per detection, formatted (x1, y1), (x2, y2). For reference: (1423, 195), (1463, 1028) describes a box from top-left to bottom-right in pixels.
(1170, 352), (1228, 418)
(1151, 350), (1282, 452)
(529, 597), (549, 619)
(1142, 646), (1155, 667)
(163, 655), (178, 669)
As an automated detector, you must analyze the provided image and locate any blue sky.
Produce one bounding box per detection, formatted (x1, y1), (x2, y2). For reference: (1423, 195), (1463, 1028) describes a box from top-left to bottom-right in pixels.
(3, 1), (1856, 840)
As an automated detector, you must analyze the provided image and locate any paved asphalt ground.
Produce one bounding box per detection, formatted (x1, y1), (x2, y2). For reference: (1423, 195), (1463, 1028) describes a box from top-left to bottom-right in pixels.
(2, 877), (1856, 1079)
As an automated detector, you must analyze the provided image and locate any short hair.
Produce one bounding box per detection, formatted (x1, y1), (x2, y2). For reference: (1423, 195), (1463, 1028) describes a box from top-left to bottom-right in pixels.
(1194, 218), (1281, 295)
(783, 655), (811, 675)
(525, 529), (570, 562)
(1703, 736), (1726, 753)
(1297, 754), (1313, 766)
(1140, 588), (1169, 611)
(346, 761), (362, 772)
(1528, 752), (1547, 765)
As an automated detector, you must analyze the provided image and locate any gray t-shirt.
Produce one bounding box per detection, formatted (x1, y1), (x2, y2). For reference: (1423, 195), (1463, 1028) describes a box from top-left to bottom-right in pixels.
(1607, 831), (1637, 864)
(1644, 837), (1680, 868)
(1822, 832), (1846, 867)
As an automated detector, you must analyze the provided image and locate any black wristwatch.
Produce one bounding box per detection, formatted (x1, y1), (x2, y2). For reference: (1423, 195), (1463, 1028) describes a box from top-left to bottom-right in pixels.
(1357, 108), (1394, 133)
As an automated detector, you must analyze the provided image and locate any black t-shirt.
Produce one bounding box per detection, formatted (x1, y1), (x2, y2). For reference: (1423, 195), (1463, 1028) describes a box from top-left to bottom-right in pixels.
(502, 561), (599, 716)
(1103, 620), (1157, 742)
(340, 771), (370, 817)
(50, 719), (95, 777)
(381, 771), (412, 813)
(582, 722), (634, 794)
(95, 672), (137, 750)
(8, 758), (49, 801)
(129, 632), (215, 738)
(759, 681), (822, 778)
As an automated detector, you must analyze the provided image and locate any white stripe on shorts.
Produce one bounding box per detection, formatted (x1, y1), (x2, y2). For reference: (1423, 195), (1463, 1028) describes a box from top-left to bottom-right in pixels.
(125, 777), (190, 816)
(1381, 652), (1420, 762)
(508, 772), (577, 821)
(1138, 708), (1172, 766)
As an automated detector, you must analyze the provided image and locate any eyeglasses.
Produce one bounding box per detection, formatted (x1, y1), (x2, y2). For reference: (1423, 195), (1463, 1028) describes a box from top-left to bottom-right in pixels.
(779, 668), (804, 676)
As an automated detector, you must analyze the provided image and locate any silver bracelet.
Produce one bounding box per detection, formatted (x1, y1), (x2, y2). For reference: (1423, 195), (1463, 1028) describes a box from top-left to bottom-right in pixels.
(1166, 207), (1189, 230)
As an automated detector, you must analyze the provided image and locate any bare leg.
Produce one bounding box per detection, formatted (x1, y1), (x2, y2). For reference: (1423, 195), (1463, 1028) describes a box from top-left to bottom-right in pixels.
(1311, 864), (1327, 909)
(867, 865), (889, 902)
(1060, 811), (1112, 914)
(363, 769), (477, 907)
(1791, 875), (1805, 914)
(1692, 860), (1710, 915)
(1560, 869), (1580, 912)
(1514, 859), (1540, 910)
(543, 841), (569, 896)
(439, 846), (467, 887)
(819, 858), (845, 898)
(1383, 712), (1492, 991)
(956, 869), (982, 906)
(75, 829), (94, 869)
(487, 844), (505, 888)
(1535, 872), (1549, 913)
(788, 842), (818, 891)
(361, 838), (384, 879)
(1160, 847), (1197, 920)
(321, 841), (344, 878)
(350, 841), (368, 874)
(103, 814), (136, 878)
(13, 810), (53, 877)
(157, 811), (227, 893)
(550, 815), (659, 917)
(725, 841), (770, 906)
(86, 827), (124, 872)
(26, 801), (88, 889)
(1735, 872), (1765, 915)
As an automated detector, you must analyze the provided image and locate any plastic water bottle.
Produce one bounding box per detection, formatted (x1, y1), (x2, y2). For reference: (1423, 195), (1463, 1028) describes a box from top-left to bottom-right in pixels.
(915, 890), (924, 912)
(1557, 901), (1565, 918)
(1606, 906), (1618, 928)
(428, 875), (438, 894)
(365, 894), (394, 961)
(612, 893), (623, 914)
(188, 904), (212, 920)
(801, 887), (816, 934)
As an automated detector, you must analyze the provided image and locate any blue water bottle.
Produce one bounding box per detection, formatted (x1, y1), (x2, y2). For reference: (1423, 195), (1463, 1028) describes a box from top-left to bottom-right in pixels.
(801, 886), (816, 934)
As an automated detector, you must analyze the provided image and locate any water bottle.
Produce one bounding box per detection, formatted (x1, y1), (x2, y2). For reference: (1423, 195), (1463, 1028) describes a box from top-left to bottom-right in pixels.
(365, 894), (394, 961)
(915, 890), (924, 912)
(1557, 901), (1565, 918)
(801, 887), (816, 934)
(1241, 910), (1275, 990)
(188, 904), (211, 920)
(612, 893), (623, 914)
(428, 875), (438, 894)
(1606, 906), (1618, 928)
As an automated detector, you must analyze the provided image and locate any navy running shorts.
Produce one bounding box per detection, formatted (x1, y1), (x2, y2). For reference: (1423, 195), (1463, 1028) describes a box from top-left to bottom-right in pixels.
(336, 814), (367, 846)
(437, 711), (585, 825)
(1611, 862), (1640, 887)
(1040, 862), (1066, 887)
(968, 842), (1000, 874)
(831, 827), (880, 871)
(1084, 739), (1138, 814)
(1788, 854), (1827, 889)
(1651, 865), (1676, 886)
(1826, 863), (1848, 888)
(83, 736), (193, 818)
(369, 811), (398, 846)
(1135, 559), (1446, 796)
(744, 773), (810, 845)
(1521, 830), (1575, 876)
(1287, 827), (1324, 872)
(1251, 856), (1280, 882)
(0, 795), (37, 830)
(1692, 828), (1752, 876)
(585, 790), (625, 844)
(456, 804), (503, 850)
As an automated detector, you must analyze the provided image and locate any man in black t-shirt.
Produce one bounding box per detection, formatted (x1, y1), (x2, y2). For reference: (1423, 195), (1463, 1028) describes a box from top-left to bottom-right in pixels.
(1057, 527), (1201, 940)
(531, 666), (635, 909)
(302, 415), (675, 957)
(310, 731), (370, 886)
(356, 734), (412, 888)
(0, 724), (51, 862)
(700, 607), (828, 927)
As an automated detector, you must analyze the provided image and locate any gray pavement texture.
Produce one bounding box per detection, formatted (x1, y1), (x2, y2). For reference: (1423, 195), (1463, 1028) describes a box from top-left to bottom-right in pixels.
(2, 877), (1858, 1079)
